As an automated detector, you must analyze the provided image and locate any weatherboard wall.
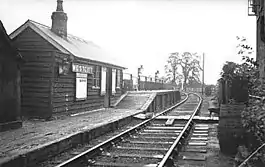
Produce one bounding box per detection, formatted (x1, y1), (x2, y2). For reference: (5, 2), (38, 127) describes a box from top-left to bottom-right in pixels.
(18, 50), (53, 118)
(12, 27), (58, 51)
(11, 26), (57, 117)
(0, 34), (21, 125)
(53, 52), (122, 114)
(12, 26), (123, 118)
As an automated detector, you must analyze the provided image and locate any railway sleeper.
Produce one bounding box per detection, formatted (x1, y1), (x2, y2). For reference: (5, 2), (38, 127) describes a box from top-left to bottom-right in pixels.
(87, 161), (158, 167)
(116, 145), (168, 151)
(190, 137), (208, 140)
(132, 135), (177, 139)
(102, 152), (164, 159)
(185, 145), (207, 150)
(118, 142), (172, 148)
(146, 126), (184, 130)
(194, 126), (209, 130)
(191, 133), (208, 137)
(179, 152), (206, 161)
(143, 129), (182, 133)
(175, 159), (206, 167)
(151, 123), (186, 127)
(129, 136), (177, 142)
(193, 130), (208, 133)
(92, 154), (161, 164)
(107, 147), (167, 155)
(184, 148), (207, 153)
(138, 132), (180, 137)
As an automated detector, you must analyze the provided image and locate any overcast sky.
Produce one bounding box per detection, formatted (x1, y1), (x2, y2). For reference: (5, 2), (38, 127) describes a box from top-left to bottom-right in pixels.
(0, 0), (256, 85)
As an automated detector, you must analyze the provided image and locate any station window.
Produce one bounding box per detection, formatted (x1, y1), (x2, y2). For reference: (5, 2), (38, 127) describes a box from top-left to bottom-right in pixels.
(93, 65), (100, 88)
(116, 69), (121, 88)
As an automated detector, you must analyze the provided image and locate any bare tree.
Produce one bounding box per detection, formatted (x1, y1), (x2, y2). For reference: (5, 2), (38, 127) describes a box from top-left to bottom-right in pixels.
(165, 52), (202, 90)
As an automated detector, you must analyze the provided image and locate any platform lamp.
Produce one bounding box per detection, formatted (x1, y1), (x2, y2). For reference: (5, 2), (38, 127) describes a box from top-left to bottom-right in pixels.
(137, 65), (143, 91)
(155, 70), (159, 83)
(58, 56), (74, 76)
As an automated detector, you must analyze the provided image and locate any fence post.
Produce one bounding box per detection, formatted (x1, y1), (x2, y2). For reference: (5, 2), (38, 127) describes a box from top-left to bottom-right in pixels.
(130, 74), (133, 91)
(145, 76), (147, 91)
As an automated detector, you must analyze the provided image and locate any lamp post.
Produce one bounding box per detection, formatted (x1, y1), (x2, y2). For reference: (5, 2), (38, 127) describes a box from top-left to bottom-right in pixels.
(155, 70), (160, 90)
(138, 65), (143, 91)
(155, 70), (159, 82)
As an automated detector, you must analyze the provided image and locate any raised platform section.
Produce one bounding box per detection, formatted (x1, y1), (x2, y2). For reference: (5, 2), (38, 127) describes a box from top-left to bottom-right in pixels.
(114, 91), (153, 110)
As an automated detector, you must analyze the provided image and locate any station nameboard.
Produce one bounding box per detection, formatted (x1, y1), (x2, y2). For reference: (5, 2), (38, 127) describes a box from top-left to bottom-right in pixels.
(72, 63), (93, 74)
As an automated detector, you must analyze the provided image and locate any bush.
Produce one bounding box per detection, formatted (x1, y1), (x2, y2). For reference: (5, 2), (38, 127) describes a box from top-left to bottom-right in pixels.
(238, 56), (265, 165)
(205, 86), (212, 96)
(242, 98), (265, 165)
(217, 53), (265, 165)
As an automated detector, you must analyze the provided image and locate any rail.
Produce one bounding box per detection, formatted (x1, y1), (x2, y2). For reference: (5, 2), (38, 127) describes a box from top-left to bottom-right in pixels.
(238, 143), (265, 167)
(55, 93), (189, 167)
(249, 94), (263, 100)
(158, 92), (202, 167)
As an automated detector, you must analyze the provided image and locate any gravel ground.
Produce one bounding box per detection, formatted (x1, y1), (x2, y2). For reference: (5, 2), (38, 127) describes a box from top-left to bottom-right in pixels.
(201, 96), (235, 167)
(206, 124), (235, 167)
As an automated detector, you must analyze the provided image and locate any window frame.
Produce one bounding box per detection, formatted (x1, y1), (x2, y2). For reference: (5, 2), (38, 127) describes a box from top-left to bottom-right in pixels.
(92, 65), (101, 89)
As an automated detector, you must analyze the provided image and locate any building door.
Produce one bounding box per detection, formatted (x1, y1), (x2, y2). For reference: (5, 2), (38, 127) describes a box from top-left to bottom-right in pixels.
(101, 67), (112, 108)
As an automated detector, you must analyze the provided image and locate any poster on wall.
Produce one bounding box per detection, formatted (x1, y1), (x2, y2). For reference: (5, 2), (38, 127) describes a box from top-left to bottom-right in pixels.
(112, 69), (116, 94)
(101, 67), (106, 95)
(76, 73), (87, 100)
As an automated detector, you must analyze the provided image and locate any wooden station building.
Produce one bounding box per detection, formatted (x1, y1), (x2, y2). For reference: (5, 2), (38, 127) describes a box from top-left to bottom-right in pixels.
(0, 20), (23, 131)
(10, 0), (125, 118)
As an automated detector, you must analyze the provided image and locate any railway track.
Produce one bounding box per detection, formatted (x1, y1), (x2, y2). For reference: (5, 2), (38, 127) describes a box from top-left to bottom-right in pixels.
(54, 93), (203, 167)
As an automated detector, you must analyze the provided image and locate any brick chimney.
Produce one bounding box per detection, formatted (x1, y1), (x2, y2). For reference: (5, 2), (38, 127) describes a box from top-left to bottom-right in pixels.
(51, 0), (68, 38)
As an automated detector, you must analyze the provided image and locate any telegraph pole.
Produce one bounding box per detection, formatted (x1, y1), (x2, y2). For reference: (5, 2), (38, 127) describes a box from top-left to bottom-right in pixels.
(202, 53), (205, 95)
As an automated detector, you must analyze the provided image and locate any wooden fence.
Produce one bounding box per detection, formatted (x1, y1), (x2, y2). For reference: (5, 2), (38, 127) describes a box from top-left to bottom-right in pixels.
(217, 77), (248, 104)
(122, 73), (179, 92)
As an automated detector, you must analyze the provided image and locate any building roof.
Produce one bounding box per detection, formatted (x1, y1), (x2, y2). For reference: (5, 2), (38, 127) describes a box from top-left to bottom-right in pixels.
(0, 20), (22, 60)
(9, 19), (126, 69)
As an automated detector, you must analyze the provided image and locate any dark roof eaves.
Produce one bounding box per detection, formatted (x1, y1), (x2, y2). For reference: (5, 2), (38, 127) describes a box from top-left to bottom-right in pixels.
(73, 54), (126, 69)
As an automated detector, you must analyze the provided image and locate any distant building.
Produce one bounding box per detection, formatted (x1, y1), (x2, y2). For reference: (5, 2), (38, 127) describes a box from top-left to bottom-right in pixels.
(10, 0), (126, 118)
(0, 20), (23, 131)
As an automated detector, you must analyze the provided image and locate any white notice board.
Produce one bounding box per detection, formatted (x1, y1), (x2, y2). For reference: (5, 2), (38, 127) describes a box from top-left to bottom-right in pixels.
(76, 73), (87, 100)
(101, 67), (106, 95)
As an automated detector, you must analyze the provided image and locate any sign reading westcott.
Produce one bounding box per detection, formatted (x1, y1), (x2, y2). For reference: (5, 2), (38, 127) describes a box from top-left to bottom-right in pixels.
(72, 63), (93, 74)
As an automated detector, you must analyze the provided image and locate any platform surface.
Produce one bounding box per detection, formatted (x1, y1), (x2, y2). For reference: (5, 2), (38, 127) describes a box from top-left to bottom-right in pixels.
(0, 108), (143, 162)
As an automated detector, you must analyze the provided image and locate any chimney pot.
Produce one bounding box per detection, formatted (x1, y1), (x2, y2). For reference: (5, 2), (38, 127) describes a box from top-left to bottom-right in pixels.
(51, 0), (67, 38)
